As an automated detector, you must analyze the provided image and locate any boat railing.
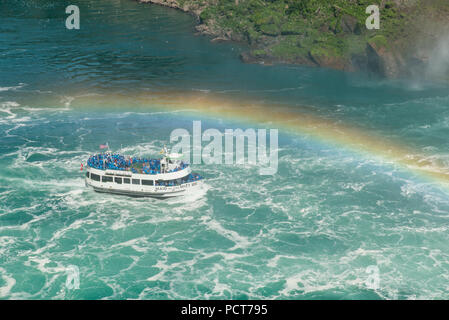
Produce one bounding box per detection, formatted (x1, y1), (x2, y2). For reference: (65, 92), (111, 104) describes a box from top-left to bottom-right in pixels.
(87, 153), (189, 175)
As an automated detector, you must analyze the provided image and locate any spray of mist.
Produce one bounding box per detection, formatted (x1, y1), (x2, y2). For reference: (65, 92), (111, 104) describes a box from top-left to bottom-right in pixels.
(426, 35), (449, 82)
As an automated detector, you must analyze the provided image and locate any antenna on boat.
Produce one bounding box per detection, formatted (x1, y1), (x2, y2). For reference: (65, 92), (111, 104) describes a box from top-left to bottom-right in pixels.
(159, 145), (169, 156)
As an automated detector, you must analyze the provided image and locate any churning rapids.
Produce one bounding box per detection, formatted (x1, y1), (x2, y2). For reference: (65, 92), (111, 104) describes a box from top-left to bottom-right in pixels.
(1, 0), (449, 299)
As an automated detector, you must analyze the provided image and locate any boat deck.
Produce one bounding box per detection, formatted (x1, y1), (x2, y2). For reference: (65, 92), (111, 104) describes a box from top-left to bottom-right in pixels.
(87, 153), (188, 175)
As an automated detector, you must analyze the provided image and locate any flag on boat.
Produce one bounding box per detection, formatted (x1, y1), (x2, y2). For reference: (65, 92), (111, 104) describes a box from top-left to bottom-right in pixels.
(99, 143), (109, 149)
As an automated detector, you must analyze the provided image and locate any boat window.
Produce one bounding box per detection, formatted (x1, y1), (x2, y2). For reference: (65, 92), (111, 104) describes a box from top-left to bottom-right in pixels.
(86, 172), (90, 178)
(132, 179), (140, 185)
(124, 178), (130, 184)
(102, 176), (113, 183)
(91, 173), (100, 181)
(142, 180), (153, 186)
(115, 177), (122, 184)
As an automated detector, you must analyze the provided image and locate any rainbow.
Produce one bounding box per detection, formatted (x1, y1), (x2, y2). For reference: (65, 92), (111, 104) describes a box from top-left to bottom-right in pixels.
(69, 90), (449, 187)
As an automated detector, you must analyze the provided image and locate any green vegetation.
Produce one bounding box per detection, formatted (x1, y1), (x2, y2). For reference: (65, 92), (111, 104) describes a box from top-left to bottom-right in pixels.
(143, 0), (449, 73)
(369, 34), (388, 49)
(193, 0), (417, 63)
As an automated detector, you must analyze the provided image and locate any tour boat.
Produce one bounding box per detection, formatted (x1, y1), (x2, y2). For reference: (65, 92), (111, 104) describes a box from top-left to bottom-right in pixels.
(84, 147), (203, 198)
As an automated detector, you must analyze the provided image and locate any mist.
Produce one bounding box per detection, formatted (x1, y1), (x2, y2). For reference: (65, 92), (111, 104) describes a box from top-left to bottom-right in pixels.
(426, 35), (449, 82)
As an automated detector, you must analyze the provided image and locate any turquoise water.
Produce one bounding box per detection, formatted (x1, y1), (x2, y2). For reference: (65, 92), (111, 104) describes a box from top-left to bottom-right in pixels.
(1, 0), (449, 299)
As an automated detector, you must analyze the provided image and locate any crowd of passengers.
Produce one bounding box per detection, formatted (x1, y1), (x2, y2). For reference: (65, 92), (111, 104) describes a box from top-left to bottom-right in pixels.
(87, 153), (189, 174)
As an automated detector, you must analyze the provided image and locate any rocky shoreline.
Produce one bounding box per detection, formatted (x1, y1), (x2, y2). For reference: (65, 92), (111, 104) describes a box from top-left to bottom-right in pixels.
(136, 0), (235, 40)
(136, 0), (449, 79)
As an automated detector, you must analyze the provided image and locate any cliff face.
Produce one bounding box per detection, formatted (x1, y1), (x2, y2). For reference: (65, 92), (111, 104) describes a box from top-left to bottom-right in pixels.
(137, 0), (449, 79)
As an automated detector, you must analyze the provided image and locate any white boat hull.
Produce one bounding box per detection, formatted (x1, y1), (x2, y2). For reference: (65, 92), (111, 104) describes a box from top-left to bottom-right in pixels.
(85, 167), (203, 199)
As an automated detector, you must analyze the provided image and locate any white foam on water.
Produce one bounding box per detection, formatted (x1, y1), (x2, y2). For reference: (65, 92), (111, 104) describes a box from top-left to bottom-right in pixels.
(211, 251), (249, 261)
(2, 112), (449, 299)
(25, 256), (67, 274)
(164, 182), (210, 209)
(5, 146), (88, 174)
(278, 267), (370, 298)
(119, 141), (168, 156)
(146, 255), (197, 282)
(0, 101), (39, 125)
(0, 268), (17, 298)
(201, 215), (252, 250)
(0, 101), (20, 119)
(110, 210), (131, 230)
(110, 237), (150, 253)
(21, 106), (71, 112)
(0, 83), (25, 92)
(0, 207), (53, 232)
(20, 257), (73, 299)
(3, 123), (28, 137)
(267, 254), (298, 268)
(340, 182), (369, 192)
(48, 216), (93, 244)
(208, 276), (232, 298)
(0, 203), (39, 218)
(0, 237), (16, 256)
